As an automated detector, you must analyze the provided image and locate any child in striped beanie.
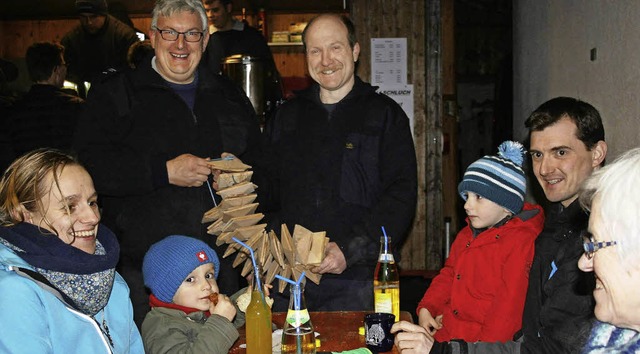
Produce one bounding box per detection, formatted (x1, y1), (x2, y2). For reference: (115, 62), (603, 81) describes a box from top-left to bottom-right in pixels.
(416, 141), (545, 343)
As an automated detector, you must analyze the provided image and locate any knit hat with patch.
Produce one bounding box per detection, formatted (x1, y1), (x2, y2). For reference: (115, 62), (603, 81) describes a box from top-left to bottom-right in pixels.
(458, 140), (527, 214)
(75, 0), (108, 15)
(142, 235), (220, 303)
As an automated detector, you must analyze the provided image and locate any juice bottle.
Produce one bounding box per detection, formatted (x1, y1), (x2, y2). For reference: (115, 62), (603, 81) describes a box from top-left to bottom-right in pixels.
(245, 267), (272, 354)
(373, 235), (400, 321)
(281, 282), (315, 354)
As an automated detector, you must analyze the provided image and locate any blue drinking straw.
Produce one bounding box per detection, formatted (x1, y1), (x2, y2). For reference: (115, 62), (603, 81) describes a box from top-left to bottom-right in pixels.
(275, 272), (306, 310)
(232, 237), (262, 291)
(205, 155), (236, 206)
(381, 226), (389, 253)
(206, 177), (217, 207)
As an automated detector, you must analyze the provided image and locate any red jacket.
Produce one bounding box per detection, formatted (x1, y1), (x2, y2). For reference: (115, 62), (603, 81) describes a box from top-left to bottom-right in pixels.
(417, 202), (544, 342)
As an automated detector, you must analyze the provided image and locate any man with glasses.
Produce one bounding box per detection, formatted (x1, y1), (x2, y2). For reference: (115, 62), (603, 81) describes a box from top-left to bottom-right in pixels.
(61, 0), (138, 94)
(393, 97), (608, 354)
(74, 0), (261, 327)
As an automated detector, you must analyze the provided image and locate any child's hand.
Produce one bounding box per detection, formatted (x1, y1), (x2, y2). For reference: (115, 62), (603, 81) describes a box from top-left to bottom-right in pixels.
(418, 308), (442, 336)
(211, 293), (236, 322)
(263, 283), (273, 298)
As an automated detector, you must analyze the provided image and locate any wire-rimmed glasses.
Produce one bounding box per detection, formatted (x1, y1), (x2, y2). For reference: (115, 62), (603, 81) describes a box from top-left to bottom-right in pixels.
(582, 230), (617, 259)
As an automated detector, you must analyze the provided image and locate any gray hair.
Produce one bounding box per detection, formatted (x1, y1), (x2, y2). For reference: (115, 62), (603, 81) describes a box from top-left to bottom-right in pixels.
(151, 0), (208, 31)
(580, 147), (640, 269)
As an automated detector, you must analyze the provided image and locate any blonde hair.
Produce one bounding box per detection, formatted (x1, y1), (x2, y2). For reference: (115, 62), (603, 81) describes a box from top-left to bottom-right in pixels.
(0, 149), (81, 228)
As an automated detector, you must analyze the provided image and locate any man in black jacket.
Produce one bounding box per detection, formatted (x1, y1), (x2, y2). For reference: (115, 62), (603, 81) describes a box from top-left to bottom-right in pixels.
(392, 97), (607, 354)
(74, 0), (261, 327)
(260, 14), (417, 312)
(6, 42), (83, 162)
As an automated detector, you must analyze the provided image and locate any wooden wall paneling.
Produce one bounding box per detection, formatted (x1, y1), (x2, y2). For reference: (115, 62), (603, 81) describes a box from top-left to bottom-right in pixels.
(0, 18), (152, 60)
(271, 47), (307, 78)
(424, 0), (444, 270)
(131, 17), (152, 34)
(267, 13), (318, 78)
(441, 0), (459, 252)
(0, 20), (77, 59)
(351, 0), (431, 271)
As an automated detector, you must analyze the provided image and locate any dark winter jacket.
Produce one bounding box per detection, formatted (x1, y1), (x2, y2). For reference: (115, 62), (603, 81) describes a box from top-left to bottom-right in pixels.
(260, 76), (417, 309)
(61, 15), (138, 85)
(6, 84), (83, 158)
(74, 57), (262, 259)
(431, 199), (595, 354)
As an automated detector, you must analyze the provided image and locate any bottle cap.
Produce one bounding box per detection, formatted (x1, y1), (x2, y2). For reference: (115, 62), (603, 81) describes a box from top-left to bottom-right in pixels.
(358, 326), (365, 335)
(315, 338), (321, 347)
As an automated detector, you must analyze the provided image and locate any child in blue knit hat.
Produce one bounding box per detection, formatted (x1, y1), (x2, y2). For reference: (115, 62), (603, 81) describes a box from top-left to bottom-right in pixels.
(416, 141), (545, 343)
(141, 235), (245, 354)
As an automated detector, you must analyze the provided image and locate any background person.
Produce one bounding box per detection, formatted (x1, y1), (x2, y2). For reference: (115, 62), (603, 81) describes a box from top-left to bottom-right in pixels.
(578, 147), (640, 353)
(61, 0), (139, 93)
(5, 42), (83, 161)
(203, 0), (282, 112)
(392, 97), (607, 353)
(417, 141), (544, 342)
(260, 13), (417, 312)
(0, 149), (143, 353)
(74, 0), (262, 327)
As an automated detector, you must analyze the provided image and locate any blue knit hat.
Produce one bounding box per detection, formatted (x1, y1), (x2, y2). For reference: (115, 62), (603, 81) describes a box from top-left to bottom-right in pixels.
(458, 141), (527, 214)
(142, 235), (220, 303)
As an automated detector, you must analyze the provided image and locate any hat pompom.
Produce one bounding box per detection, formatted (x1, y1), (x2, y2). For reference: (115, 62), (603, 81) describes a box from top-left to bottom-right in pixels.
(458, 140), (527, 214)
(497, 140), (525, 167)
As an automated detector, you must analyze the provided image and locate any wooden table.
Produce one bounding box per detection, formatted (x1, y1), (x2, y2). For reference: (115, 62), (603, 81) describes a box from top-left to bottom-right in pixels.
(229, 311), (412, 353)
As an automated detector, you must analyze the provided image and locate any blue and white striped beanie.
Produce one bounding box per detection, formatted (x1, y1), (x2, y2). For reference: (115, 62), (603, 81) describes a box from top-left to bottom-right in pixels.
(143, 235), (220, 303)
(458, 141), (527, 214)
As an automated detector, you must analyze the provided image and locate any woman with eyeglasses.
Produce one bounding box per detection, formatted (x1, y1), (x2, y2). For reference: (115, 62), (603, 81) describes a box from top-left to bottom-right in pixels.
(0, 149), (143, 353)
(578, 147), (640, 353)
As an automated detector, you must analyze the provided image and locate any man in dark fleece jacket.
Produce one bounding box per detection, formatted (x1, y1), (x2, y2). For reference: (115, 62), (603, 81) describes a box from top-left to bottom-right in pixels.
(392, 97), (607, 354)
(74, 0), (261, 327)
(259, 14), (417, 312)
(6, 42), (83, 161)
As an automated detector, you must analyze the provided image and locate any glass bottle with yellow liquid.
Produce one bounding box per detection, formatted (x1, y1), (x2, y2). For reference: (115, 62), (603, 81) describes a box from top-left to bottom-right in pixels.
(374, 235), (400, 321)
(282, 281), (315, 354)
(246, 265), (272, 354)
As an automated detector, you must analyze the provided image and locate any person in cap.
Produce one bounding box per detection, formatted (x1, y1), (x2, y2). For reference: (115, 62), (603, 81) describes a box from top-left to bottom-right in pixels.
(61, 0), (138, 92)
(415, 141), (545, 343)
(141, 235), (245, 354)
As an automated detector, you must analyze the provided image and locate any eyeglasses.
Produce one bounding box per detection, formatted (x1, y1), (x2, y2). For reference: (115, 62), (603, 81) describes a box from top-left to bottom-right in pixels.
(153, 27), (204, 42)
(582, 230), (617, 259)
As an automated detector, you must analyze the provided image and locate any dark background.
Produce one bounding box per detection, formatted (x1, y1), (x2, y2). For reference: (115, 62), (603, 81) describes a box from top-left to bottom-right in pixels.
(0, 0), (347, 20)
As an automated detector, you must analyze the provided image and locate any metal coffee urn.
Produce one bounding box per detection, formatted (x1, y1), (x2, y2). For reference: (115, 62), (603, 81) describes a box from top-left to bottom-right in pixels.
(222, 55), (265, 123)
